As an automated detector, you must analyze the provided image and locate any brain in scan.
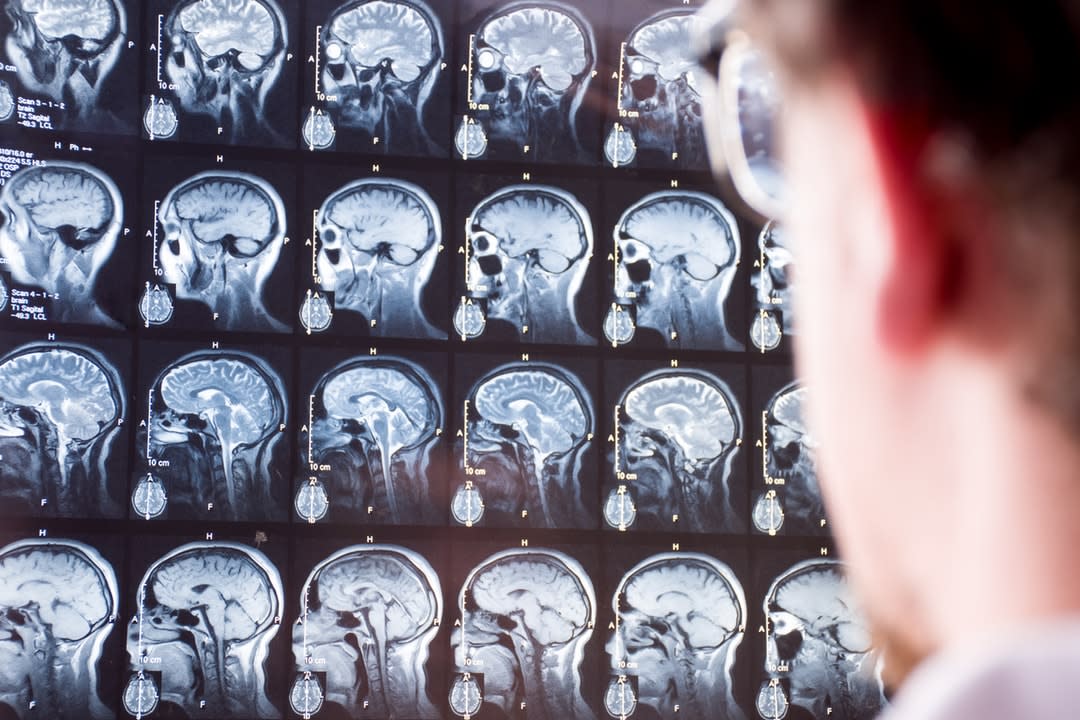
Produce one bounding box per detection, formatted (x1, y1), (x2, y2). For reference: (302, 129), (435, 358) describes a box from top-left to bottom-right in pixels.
(10, 167), (115, 243)
(0, 539), (118, 720)
(615, 369), (741, 532)
(329, 2), (434, 82)
(127, 543), (282, 718)
(18, 0), (117, 42)
(0, 344), (122, 516)
(149, 352), (284, 520)
(309, 359), (442, 522)
(0, 347), (118, 441)
(324, 185), (435, 255)
(622, 196), (734, 268)
(178, 0), (277, 61)
(474, 367), (588, 457)
(294, 546), (442, 717)
(629, 14), (699, 91)
(452, 549), (595, 720)
(170, 178), (278, 255)
(473, 189), (587, 261)
(481, 6), (588, 91)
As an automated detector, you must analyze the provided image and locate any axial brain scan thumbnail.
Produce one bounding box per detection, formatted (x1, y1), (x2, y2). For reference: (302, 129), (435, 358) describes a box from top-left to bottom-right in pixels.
(451, 548), (596, 720)
(150, 170), (289, 332)
(299, 357), (443, 524)
(455, 184), (594, 344)
(140, 351), (285, 521)
(609, 368), (742, 533)
(0, 342), (124, 517)
(312, 0), (445, 154)
(315, 177), (444, 338)
(758, 560), (885, 720)
(604, 10), (706, 169)
(606, 553), (746, 720)
(455, 2), (595, 161)
(0, 161), (124, 328)
(605, 191), (741, 350)
(455, 362), (593, 528)
(0, 538), (119, 720)
(2, 0), (128, 131)
(123, 542), (284, 719)
(155, 0), (289, 145)
(291, 545), (442, 718)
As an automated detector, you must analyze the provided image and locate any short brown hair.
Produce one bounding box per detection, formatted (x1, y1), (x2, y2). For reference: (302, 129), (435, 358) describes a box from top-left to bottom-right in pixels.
(749, 0), (1080, 433)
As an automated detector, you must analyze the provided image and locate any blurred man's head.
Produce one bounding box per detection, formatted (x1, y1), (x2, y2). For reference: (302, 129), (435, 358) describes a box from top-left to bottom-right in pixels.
(703, 0), (1080, 686)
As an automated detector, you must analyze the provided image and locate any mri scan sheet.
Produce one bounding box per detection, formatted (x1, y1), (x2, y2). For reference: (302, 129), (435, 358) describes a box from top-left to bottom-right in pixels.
(0, 0), (140, 135)
(754, 557), (885, 720)
(300, 0), (452, 156)
(602, 548), (749, 720)
(450, 544), (600, 720)
(0, 535), (121, 720)
(133, 342), (291, 522)
(141, 0), (299, 147)
(290, 542), (446, 719)
(452, 0), (606, 164)
(124, 539), (287, 719)
(0, 336), (129, 518)
(750, 368), (826, 537)
(453, 174), (599, 345)
(137, 155), (296, 333)
(452, 355), (599, 529)
(601, 181), (746, 351)
(602, 359), (748, 534)
(0, 142), (136, 329)
(299, 164), (449, 338)
(294, 348), (448, 526)
(601, 1), (710, 171)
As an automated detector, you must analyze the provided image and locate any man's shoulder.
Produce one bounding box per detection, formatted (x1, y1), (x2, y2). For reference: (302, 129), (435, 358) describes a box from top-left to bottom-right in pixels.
(882, 620), (1080, 720)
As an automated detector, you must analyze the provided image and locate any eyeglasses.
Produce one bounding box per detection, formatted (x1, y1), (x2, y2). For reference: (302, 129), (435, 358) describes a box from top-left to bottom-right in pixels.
(693, 1), (786, 221)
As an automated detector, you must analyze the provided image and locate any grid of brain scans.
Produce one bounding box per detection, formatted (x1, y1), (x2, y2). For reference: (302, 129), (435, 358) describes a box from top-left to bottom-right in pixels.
(0, 1), (881, 719)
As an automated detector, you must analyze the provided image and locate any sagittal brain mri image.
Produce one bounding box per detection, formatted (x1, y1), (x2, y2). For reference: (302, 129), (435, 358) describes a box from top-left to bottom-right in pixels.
(304, 0), (446, 155)
(750, 222), (793, 352)
(147, 0), (290, 145)
(298, 357), (443, 525)
(291, 545), (442, 718)
(454, 184), (594, 345)
(455, 2), (595, 162)
(752, 384), (825, 537)
(123, 542), (284, 719)
(450, 548), (596, 720)
(607, 368), (742, 533)
(454, 362), (594, 528)
(138, 351), (285, 521)
(0, 539), (119, 720)
(311, 178), (444, 338)
(757, 560), (885, 720)
(143, 170), (289, 333)
(1, 0), (131, 132)
(0, 342), (124, 517)
(0, 161), (124, 328)
(604, 191), (742, 350)
(604, 10), (707, 170)
(606, 553), (746, 720)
